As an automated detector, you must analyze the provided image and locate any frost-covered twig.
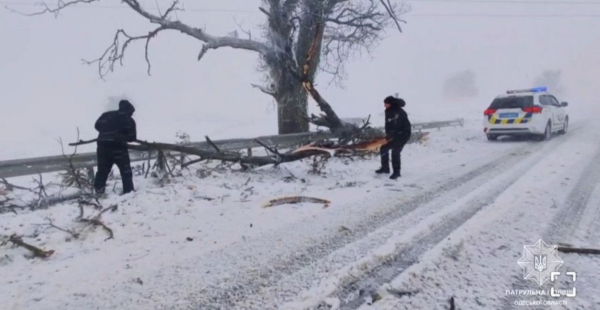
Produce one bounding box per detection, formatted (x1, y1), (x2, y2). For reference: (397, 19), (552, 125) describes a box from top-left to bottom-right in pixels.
(34, 217), (80, 239)
(79, 204), (117, 241)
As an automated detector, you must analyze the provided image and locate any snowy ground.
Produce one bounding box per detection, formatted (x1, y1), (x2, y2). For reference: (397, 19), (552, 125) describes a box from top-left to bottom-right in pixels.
(1, 116), (600, 310)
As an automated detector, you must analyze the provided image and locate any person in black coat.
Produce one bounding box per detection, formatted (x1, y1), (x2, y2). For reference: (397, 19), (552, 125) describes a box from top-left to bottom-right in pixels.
(93, 100), (137, 194)
(376, 96), (411, 179)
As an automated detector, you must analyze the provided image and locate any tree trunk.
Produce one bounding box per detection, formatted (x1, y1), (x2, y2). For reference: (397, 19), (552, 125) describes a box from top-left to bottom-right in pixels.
(261, 1), (327, 134)
(276, 83), (309, 134)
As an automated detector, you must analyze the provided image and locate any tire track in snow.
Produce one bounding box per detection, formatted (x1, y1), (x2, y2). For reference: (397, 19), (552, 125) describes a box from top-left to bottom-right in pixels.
(180, 131), (577, 310)
(501, 144), (600, 309)
(316, 131), (580, 310)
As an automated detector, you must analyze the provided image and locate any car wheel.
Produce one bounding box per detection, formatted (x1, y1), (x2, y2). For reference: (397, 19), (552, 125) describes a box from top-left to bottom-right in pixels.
(535, 122), (551, 141)
(487, 134), (497, 141)
(541, 122), (552, 141)
(558, 117), (568, 135)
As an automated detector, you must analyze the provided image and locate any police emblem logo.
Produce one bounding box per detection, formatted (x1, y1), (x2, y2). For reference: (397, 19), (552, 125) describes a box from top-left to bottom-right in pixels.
(534, 254), (547, 272)
(518, 239), (564, 286)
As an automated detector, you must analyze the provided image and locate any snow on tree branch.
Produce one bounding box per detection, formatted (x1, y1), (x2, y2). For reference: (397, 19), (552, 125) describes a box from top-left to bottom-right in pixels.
(82, 27), (167, 78)
(11, 0), (275, 78)
(120, 0), (274, 60)
(321, 0), (410, 85)
(6, 0), (99, 17)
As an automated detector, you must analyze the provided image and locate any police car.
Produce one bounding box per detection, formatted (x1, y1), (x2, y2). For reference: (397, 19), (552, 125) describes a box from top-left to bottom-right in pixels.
(483, 87), (569, 141)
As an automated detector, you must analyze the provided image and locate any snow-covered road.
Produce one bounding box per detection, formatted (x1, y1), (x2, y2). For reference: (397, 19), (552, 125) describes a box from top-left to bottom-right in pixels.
(1, 119), (599, 310)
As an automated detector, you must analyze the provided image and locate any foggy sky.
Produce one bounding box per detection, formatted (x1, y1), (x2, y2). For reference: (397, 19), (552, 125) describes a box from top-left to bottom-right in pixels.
(1, 0), (599, 159)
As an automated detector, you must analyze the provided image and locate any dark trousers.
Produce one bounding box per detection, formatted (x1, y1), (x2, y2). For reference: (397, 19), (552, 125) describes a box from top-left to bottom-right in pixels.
(94, 143), (134, 194)
(380, 132), (411, 173)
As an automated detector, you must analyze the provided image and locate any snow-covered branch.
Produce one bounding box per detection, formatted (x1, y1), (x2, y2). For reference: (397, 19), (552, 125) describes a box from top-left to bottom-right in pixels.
(81, 27), (166, 78)
(12, 0), (274, 78)
(321, 0), (409, 85)
(121, 0), (273, 60)
(6, 0), (99, 16)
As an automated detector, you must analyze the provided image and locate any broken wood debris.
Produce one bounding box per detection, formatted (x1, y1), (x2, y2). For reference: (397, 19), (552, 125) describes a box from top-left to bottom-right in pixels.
(387, 288), (418, 299)
(33, 217), (80, 239)
(557, 246), (600, 255)
(8, 234), (54, 258)
(79, 203), (118, 241)
(79, 218), (114, 241)
(263, 196), (331, 208)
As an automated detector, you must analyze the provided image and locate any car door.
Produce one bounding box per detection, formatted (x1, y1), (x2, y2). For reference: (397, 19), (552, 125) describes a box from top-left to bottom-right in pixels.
(548, 95), (565, 126)
(538, 95), (555, 125)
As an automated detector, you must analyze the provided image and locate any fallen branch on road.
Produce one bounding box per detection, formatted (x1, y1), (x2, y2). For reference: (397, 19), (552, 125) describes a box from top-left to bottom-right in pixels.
(79, 203), (118, 241)
(8, 234), (55, 258)
(557, 246), (600, 255)
(33, 217), (81, 239)
(263, 196), (331, 208)
(79, 217), (114, 241)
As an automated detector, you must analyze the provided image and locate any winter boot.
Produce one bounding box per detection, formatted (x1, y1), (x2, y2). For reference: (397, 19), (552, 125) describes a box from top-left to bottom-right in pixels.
(389, 171), (400, 180)
(375, 167), (390, 174)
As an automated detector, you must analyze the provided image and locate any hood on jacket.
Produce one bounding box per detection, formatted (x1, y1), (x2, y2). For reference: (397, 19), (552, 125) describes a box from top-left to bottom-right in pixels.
(118, 100), (135, 115)
(384, 96), (406, 108)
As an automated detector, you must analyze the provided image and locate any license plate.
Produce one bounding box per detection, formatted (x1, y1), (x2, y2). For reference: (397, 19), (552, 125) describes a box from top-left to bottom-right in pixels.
(499, 113), (518, 118)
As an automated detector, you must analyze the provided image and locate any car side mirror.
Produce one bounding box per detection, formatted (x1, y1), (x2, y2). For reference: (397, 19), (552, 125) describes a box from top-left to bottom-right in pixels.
(561, 102), (568, 107)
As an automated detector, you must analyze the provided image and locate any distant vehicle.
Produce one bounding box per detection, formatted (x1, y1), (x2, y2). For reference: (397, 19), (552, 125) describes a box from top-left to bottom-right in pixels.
(483, 87), (569, 141)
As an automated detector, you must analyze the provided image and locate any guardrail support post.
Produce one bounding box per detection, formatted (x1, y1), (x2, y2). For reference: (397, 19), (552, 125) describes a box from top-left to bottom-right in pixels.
(247, 148), (252, 156)
(86, 166), (95, 182)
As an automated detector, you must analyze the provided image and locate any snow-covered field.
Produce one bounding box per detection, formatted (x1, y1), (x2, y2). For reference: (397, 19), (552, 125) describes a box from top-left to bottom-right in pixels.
(2, 112), (600, 310)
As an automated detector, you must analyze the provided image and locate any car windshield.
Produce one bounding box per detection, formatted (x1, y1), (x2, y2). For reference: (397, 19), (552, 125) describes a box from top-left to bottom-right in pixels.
(489, 96), (534, 109)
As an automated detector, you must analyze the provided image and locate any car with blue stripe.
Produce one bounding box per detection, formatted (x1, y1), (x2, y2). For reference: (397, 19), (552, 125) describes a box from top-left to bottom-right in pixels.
(483, 87), (569, 141)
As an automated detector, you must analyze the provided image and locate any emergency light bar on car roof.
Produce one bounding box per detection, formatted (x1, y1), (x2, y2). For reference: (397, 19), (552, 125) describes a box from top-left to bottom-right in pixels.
(506, 86), (547, 94)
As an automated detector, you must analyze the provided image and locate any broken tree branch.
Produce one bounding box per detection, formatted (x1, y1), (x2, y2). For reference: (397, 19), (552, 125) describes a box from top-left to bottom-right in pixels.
(254, 139), (281, 156)
(34, 217), (80, 239)
(297, 19), (386, 143)
(1, 178), (34, 192)
(204, 136), (221, 153)
(58, 129), (92, 191)
(263, 196), (331, 208)
(78, 204), (117, 241)
(557, 246), (600, 255)
(9, 235), (55, 258)
(0, 197), (25, 215)
(68, 139), (97, 146)
(79, 218), (114, 241)
(13, 0), (275, 79)
(130, 140), (329, 168)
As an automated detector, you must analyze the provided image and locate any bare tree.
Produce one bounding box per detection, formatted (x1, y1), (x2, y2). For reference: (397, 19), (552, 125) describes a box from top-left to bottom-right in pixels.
(12, 0), (409, 134)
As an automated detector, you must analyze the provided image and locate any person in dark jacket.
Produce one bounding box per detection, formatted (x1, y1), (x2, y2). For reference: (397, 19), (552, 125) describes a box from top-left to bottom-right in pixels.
(93, 100), (137, 195)
(376, 96), (411, 179)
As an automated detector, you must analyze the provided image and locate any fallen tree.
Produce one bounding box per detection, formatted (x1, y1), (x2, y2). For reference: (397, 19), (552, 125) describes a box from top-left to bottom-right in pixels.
(68, 21), (418, 169)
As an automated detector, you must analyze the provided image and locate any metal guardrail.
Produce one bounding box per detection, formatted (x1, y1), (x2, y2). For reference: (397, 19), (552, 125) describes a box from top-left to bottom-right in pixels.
(411, 118), (464, 131)
(0, 119), (463, 179)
